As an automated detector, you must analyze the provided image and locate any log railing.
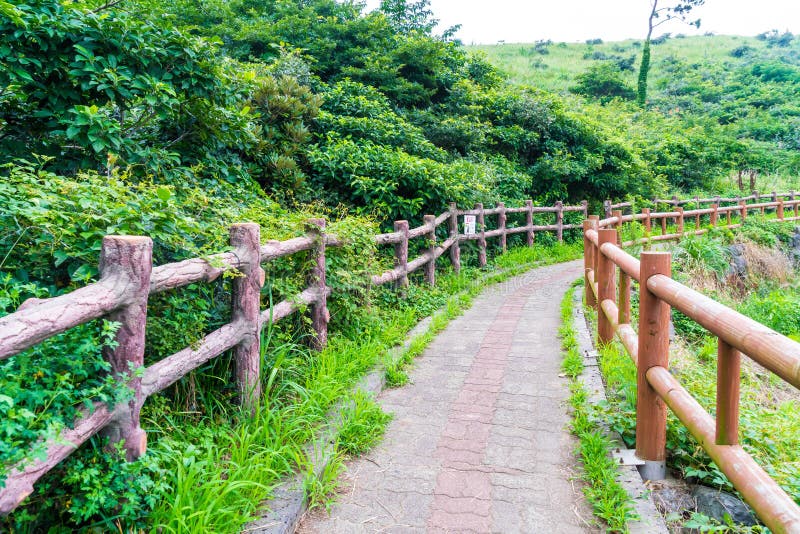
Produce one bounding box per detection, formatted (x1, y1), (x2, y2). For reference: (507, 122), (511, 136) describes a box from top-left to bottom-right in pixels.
(597, 197), (800, 248)
(0, 198), (584, 515)
(604, 190), (800, 219)
(583, 205), (800, 533)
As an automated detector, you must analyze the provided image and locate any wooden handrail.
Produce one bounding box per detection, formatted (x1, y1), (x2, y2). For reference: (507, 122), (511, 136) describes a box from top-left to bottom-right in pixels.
(583, 209), (800, 532)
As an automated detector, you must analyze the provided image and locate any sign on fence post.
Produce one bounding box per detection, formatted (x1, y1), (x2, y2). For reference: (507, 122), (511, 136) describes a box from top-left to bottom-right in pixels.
(463, 214), (476, 235)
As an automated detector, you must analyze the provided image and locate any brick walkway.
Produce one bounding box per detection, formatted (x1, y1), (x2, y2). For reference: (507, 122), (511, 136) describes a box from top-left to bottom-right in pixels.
(298, 261), (592, 533)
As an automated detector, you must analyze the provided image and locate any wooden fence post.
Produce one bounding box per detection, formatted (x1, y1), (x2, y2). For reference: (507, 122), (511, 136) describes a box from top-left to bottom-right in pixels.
(583, 220), (596, 308)
(660, 212), (667, 235)
(612, 209), (623, 230)
(604, 199), (612, 218)
(676, 206), (684, 235)
(695, 199), (701, 229)
(726, 206), (732, 226)
(525, 200), (535, 246)
(476, 203), (487, 267)
(448, 203), (461, 274)
(716, 339), (741, 446)
(230, 223), (265, 411)
(423, 214), (436, 286)
(556, 201), (564, 243)
(710, 204), (718, 227)
(307, 218), (329, 350)
(101, 236), (152, 461)
(394, 220), (410, 288)
(642, 207), (652, 234)
(597, 229), (617, 344)
(497, 202), (507, 253)
(778, 200), (785, 221)
(792, 191), (799, 219)
(581, 200), (589, 221)
(619, 268), (631, 325)
(636, 251), (671, 480)
(740, 200), (747, 223)
(671, 195), (679, 224)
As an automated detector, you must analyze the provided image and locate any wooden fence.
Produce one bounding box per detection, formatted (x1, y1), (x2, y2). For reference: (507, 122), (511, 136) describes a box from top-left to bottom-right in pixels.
(0, 199), (585, 515)
(583, 199), (800, 532)
(604, 190), (800, 218)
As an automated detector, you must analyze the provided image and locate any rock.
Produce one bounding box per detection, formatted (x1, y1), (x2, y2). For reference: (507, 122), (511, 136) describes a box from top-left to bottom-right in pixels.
(790, 227), (800, 265)
(726, 244), (747, 279)
(648, 478), (695, 518)
(691, 486), (757, 526)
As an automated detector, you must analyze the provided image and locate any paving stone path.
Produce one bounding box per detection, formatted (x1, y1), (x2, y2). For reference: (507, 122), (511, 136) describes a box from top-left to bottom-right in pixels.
(298, 260), (593, 533)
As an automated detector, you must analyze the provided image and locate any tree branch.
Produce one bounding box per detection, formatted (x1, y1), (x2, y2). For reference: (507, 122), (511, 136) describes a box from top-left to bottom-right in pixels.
(90, 0), (125, 14)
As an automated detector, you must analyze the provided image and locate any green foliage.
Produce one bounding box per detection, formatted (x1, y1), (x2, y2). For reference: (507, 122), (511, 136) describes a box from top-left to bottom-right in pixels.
(737, 216), (794, 247)
(0, 278), (129, 487)
(740, 290), (800, 337)
(474, 34), (800, 193)
(672, 233), (731, 279)
(637, 38), (652, 107)
(4, 438), (169, 531)
(572, 62), (636, 103)
(336, 391), (392, 456)
(0, 1), (251, 179)
(307, 135), (492, 223)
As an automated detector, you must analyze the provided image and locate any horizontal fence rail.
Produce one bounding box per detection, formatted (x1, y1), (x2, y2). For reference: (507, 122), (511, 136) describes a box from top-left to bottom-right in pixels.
(0, 198), (585, 515)
(583, 205), (800, 533)
(604, 190), (800, 218)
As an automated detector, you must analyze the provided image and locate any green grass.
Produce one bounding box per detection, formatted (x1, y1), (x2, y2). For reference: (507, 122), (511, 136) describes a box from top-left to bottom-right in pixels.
(336, 390), (392, 456)
(303, 450), (345, 512)
(559, 282), (637, 532)
(469, 35), (791, 94)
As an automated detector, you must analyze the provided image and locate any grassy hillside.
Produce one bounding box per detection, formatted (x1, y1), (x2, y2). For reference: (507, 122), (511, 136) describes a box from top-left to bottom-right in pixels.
(470, 34), (800, 194)
(470, 34), (798, 93)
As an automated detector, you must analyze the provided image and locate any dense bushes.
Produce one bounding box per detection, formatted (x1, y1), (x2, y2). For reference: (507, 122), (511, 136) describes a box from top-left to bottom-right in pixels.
(571, 62), (636, 102)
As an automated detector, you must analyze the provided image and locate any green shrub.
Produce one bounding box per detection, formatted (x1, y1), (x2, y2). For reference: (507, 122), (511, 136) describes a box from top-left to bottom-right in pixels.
(571, 62), (636, 103)
(740, 290), (800, 337)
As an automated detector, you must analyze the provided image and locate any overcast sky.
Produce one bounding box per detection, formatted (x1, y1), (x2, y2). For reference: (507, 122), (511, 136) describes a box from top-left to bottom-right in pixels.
(363, 1), (800, 44)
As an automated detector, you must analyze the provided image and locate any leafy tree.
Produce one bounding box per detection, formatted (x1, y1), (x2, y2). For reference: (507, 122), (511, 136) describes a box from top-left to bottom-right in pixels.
(379, 0), (438, 34)
(637, 0), (705, 107)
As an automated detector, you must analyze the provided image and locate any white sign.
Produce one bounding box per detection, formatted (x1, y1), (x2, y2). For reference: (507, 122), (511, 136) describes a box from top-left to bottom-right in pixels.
(464, 215), (476, 235)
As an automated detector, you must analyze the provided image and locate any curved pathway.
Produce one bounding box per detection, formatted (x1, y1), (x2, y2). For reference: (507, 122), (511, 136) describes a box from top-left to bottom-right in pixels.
(299, 260), (592, 533)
